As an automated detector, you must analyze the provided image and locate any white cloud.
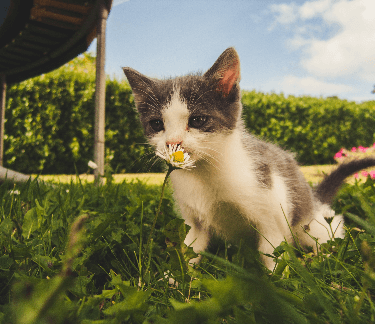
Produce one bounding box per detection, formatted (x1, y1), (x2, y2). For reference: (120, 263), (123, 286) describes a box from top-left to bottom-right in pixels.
(269, 3), (298, 27)
(113, 0), (130, 6)
(299, 0), (332, 19)
(280, 75), (355, 97)
(270, 0), (375, 82)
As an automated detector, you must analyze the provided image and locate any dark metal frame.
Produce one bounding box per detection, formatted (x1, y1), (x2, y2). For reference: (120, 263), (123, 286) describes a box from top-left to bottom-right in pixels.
(0, 0), (112, 181)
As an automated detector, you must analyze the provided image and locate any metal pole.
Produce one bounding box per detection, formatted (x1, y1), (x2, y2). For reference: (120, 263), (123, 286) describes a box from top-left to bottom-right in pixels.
(94, 0), (108, 183)
(0, 74), (6, 167)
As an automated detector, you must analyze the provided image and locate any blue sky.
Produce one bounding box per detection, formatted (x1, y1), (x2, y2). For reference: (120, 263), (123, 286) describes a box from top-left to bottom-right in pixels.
(88, 0), (375, 102)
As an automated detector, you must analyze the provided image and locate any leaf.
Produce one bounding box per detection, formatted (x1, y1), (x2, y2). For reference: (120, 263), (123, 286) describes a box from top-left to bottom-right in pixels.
(69, 274), (94, 298)
(31, 255), (56, 273)
(0, 255), (13, 270)
(163, 218), (188, 247)
(22, 208), (39, 239)
(345, 212), (375, 236)
(0, 218), (13, 238)
(103, 287), (151, 318)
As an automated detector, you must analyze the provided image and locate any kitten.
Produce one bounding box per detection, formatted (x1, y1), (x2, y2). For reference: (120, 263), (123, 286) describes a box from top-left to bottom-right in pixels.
(123, 47), (375, 269)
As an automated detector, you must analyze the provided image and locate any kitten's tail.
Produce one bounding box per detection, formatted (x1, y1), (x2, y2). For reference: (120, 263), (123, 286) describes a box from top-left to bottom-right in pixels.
(315, 157), (375, 205)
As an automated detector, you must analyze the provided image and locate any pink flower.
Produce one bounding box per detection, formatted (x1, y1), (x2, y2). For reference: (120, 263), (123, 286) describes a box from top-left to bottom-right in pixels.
(370, 170), (375, 179)
(351, 147), (357, 152)
(358, 146), (367, 153)
(362, 171), (369, 177)
(334, 152), (342, 159)
(354, 173), (359, 179)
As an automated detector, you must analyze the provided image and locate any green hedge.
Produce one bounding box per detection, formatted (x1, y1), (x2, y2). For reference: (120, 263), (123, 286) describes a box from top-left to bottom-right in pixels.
(4, 54), (162, 174)
(4, 54), (375, 174)
(242, 91), (375, 165)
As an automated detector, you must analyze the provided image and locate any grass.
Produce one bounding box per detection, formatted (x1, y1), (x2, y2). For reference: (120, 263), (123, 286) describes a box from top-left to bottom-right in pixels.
(0, 166), (374, 323)
(35, 164), (372, 186)
(35, 173), (167, 186)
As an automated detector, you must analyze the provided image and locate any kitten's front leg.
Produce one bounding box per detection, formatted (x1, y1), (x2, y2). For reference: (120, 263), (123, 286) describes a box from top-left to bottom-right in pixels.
(180, 204), (210, 264)
(167, 204), (209, 286)
(256, 226), (286, 270)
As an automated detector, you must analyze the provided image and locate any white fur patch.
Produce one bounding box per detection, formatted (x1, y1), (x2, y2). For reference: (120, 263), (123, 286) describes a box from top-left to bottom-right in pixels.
(270, 173), (291, 220)
(162, 90), (189, 142)
(308, 204), (345, 243)
(149, 89), (189, 149)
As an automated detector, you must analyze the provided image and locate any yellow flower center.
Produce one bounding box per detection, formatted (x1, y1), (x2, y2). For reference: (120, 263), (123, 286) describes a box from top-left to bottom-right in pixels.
(172, 151), (184, 163)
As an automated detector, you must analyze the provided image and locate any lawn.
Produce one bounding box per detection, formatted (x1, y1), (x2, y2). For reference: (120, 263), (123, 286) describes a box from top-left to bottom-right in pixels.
(36, 172), (167, 185)
(35, 164), (371, 185)
(0, 165), (374, 323)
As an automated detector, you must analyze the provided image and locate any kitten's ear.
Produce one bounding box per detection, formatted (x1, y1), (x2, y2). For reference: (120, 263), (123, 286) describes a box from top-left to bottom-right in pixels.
(123, 67), (155, 106)
(204, 47), (241, 97)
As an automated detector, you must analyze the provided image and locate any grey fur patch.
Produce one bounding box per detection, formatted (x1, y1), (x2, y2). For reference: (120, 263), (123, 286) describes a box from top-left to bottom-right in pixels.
(256, 163), (272, 188)
(176, 74), (241, 131)
(315, 157), (375, 204)
(242, 133), (314, 226)
(191, 215), (205, 232)
(123, 67), (174, 136)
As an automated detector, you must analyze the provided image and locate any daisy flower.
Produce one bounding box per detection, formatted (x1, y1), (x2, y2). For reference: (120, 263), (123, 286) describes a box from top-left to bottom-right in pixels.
(156, 144), (195, 170)
(145, 144), (195, 264)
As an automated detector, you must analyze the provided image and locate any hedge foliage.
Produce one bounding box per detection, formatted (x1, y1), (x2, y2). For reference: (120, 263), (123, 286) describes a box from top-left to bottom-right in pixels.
(5, 54), (159, 174)
(4, 53), (375, 174)
(242, 91), (375, 165)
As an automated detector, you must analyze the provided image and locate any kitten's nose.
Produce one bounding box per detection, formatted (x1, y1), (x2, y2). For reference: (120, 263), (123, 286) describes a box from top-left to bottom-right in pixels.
(166, 141), (182, 147)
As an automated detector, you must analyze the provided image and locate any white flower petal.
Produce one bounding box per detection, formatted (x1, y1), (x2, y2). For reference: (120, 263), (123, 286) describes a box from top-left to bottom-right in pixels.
(156, 144), (195, 169)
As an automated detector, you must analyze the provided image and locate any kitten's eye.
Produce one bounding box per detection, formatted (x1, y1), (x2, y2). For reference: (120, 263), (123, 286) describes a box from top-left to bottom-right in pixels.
(189, 116), (208, 129)
(149, 119), (164, 132)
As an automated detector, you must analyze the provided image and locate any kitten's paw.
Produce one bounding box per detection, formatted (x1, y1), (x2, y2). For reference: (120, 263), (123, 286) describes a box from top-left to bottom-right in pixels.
(189, 254), (202, 265)
(307, 204), (345, 243)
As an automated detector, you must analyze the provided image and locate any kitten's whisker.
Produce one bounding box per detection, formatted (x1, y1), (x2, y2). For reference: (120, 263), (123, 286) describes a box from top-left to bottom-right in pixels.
(129, 155), (152, 173)
(132, 87), (161, 109)
(198, 152), (220, 165)
(195, 146), (222, 161)
(141, 153), (164, 173)
(189, 81), (203, 105)
(138, 79), (161, 105)
(197, 146), (223, 157)
(192, 88), (214, 108)
(199, 155), (221, 172)
(187, 87), (215, 116)
(134, 143), (153, 146)
(195, 151), (222, 171)
(146, 156), (163, 173)
(144, 104), (160, 114)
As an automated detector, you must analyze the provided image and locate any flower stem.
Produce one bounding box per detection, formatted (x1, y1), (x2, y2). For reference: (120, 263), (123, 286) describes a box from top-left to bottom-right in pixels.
(145, 165), (174, 256)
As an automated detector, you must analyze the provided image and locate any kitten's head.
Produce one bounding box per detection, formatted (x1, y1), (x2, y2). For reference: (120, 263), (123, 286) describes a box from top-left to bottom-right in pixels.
(123, 47), (242, 164)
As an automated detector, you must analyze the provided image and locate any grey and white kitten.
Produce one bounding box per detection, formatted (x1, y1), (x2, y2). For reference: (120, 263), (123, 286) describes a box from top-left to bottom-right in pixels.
(123, 47), (375, 269)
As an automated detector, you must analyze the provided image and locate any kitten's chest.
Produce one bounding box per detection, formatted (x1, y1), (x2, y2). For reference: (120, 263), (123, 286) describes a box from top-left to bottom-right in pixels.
(170, 146), (260, 220)
(171, 167), (260, 247)
(170, 169), (220, 217)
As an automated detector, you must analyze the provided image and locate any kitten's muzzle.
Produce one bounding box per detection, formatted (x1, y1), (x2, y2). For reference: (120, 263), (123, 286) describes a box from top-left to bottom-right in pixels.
(166, 140), (182, 147)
